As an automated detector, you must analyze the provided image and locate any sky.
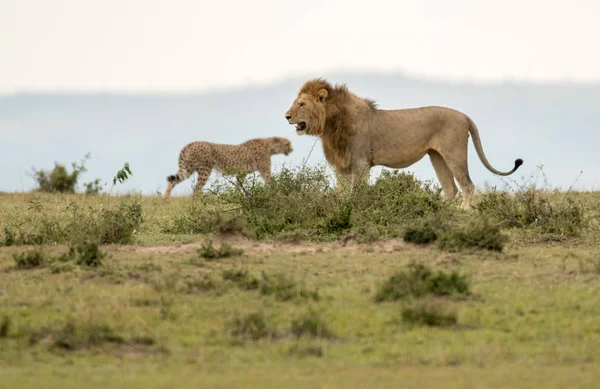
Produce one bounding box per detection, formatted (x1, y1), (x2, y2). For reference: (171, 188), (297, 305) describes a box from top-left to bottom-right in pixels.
(1, 0), (600, 94)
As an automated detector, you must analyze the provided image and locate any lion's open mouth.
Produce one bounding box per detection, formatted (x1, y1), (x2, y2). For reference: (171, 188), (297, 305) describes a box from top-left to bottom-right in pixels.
(295, 122), (306, 132)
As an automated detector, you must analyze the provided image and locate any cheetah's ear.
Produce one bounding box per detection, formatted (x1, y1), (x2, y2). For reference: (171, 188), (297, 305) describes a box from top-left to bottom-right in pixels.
(317, 88), (328, 102)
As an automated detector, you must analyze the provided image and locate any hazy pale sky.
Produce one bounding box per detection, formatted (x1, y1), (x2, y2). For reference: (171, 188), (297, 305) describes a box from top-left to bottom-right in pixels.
(2, 0), (599, 93)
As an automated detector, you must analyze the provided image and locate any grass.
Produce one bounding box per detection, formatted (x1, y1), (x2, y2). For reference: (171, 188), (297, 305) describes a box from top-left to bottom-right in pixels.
(0, 242), (599, 387)
(1, 165), (600, 388)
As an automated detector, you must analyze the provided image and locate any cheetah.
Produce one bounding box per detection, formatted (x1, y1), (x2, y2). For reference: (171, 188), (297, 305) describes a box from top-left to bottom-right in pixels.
(163, 137), (294, 199)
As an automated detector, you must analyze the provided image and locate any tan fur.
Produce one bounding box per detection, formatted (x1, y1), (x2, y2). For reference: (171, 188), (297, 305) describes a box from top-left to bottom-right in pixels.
(285, 78), (523, 209)
(163, 137), (293, 199)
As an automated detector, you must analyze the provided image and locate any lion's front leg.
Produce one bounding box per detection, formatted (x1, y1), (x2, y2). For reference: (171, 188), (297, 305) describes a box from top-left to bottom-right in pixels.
(351, 163), (371, 191)
(334, 168), (352, 195)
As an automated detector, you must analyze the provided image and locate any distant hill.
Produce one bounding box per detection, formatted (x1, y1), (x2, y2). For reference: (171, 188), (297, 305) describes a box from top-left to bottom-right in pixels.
(1, 72), (599, 195)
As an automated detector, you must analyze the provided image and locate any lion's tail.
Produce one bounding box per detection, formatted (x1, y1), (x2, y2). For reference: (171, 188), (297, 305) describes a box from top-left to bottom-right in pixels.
(466, 116), (523, 176)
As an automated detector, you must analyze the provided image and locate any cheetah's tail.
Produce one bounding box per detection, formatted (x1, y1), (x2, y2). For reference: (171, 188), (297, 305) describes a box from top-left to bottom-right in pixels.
(166, 168), (191, 184)
(166, 174), (180, 183)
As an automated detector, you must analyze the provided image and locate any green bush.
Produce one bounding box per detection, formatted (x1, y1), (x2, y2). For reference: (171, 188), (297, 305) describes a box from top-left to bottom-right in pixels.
(69, 241), (106, 267)
(259, 272), (319, 302)
(291, 309), (335, 339)
(401, 302), (457, 327)
(219, 166), (450, 242)
(436, 218), (508, 252)
(222, 269), (259, 290)
(0, 316), (11, 338)
(30, 153), (101, 194)
(98, 200), (143, 244)
(197, 240), (244, 260)
(476, 187), (585, 237)
(227, 311), (275, 341)
(403, 224), (438, 245)
(12, 249), (48, 269)
(51, 322), (125, 350)
(375, 264), (470, 302)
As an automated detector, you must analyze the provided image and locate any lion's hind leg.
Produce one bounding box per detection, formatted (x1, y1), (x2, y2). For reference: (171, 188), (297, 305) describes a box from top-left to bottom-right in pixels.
(428, 150), (458, 201)
(436, 149), (475, 210)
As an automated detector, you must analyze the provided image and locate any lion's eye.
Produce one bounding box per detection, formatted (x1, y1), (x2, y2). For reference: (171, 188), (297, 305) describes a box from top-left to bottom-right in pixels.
(298, 102), (305, 107)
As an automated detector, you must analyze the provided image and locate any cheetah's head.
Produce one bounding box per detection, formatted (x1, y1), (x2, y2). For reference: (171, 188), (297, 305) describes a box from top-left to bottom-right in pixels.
(269, 137), (293, 156)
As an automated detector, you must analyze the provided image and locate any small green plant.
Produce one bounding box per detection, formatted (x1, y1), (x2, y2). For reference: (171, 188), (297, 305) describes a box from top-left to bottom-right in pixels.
(291, 309), (335, 339)
(69, 241), (106, 267)
(198, 240), (244, 260)
(227, 311), (275, 341)
(401, 301), (457, 327)
(12, 249), (48, 269)
(84, 178), (104, 194)
(222, 269), (260, 290)
(437, 218), (507, 252)
(375, 264), (470, 302)
(259, 272), (319, 302)
(113, 162), (133, 185)
(0, 316), (11, 338)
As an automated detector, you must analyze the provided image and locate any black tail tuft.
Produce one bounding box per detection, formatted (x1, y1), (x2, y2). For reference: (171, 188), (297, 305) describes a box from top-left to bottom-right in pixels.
(167, 174), (179, 183)
(514, 158), (524, 169)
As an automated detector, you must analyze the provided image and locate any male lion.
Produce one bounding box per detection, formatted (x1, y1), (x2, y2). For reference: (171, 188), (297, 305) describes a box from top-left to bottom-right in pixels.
(284, 78), (523, 209)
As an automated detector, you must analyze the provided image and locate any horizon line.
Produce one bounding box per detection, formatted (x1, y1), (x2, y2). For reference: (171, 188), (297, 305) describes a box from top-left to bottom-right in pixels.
(2, 69), (599, 97)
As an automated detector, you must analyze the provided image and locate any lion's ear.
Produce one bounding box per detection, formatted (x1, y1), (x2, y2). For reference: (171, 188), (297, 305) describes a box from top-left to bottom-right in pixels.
(317, 88), (328, 102)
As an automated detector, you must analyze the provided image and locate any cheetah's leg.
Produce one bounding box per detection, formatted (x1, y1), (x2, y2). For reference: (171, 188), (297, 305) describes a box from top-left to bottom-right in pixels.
(258, 162), (271, 185)
(235, 174), (246, 193)
(164, 167), (193, 199)
(192, 167), (212, 197)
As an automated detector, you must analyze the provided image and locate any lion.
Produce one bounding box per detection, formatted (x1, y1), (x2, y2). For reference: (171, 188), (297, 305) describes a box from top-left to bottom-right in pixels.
(163, 136), (293, 199)
(284, 78), (523, 209)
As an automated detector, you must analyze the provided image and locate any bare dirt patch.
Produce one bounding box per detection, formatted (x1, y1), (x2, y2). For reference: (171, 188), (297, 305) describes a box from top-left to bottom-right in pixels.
(112, 234), (419, 256)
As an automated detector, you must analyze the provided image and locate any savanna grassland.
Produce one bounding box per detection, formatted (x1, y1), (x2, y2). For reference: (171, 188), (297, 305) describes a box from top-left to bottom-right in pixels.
(1, 164), (599, 389)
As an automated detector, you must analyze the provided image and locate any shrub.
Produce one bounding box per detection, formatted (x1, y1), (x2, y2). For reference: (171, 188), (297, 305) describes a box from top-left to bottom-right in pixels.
(164, 204), (250, 237)
(476, 187), (585, 237)
(357, 170), (446, 223)
(12, 250), (48, 269)
(51, 322), (125, 350)
(291, 309), (335, 339)
(218, 166), (451, 242)
(197, 240), (244, 260)
(403, 224), (438, 245)
(98, 200), (143, 244)
(221, 165), (336, 240)
(222, 269), (259, 290)
(227, 311), (275, 341)
(375, 264), (470, 302)
(259, 272), (319, 302)
(179, 275), (219, 294)
(436, 218), (507, 252)
(30, 153), (100, 194)
(0, 316), (11, 338)
(69, 241), (106, 267)
(401, 301), (457, 327)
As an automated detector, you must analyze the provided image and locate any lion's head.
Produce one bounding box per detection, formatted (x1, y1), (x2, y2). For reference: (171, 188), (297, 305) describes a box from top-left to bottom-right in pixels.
(284, 79), (331, 136)
(284, 79), (377, 169)
(268, 136), (294, 156)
